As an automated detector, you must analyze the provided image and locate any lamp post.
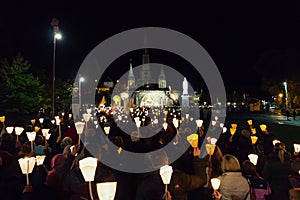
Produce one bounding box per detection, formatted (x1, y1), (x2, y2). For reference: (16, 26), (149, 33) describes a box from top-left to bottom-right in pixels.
(79, 76), (85, 109)
(51, 18), (62, 118)
(283, 81), (289, 110)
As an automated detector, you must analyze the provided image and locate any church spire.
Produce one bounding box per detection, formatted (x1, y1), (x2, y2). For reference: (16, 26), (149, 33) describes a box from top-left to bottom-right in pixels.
(128, 59), (135, 90)
(158, 65), (166, 88)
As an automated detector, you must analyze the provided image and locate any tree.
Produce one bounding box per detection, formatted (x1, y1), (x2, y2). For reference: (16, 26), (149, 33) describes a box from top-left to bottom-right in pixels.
(0, 55), (46, 119)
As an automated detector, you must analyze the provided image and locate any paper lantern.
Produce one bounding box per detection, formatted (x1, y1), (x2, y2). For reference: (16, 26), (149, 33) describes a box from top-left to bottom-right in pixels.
(186, 134), (198, 148)
(83, 113), (92, 122)
(39, 118), (44, 124)
(96, 182), (117, 200)
(0, 116), (5, 123)
(51, 119), (55, 124)
(15, 127), (24, 136)
(45, 133), (51, 140)
(294, 144), (300, 153)
(104, 126), (110, 135)
(219, 123), (224, 128)
(250, 136), (258, 144)
(260, 124), (267, 132)
(26, 131), (36, 142)
(211, 137), (217, 145)
(42, 129), (50, 137)
(231, 123), (237, 129)
(86, 108), (92, 114)
(55, 116), (61, 126)
(79, 157), (98, 182)
(160, 165), (173, 184)
(34, 126), (40, 133)
(18, 157), (36, 174)
(230, 128), (236, 135)
(247, 120), (252, 126)
(6, 126), (14, 134)
(36, 155), (46, 166)
(18, 157), (36, 185)
(211, 120), (216, 126)
(195, 119), (203, 127)
(75, 122), (85, 135)
(163, 122), (168, 131)
(214, 116), (219, 121)
(222, 127), (227, 133)
(211, 178), (221, 190)
(273, 139), (280, 146)
(251, 128), (256, 134)
(206, 144), (216, 155)
(248, 154), (258, 165)
(134, 117), (141, 128)
(172, 118), (179, 128)
(30, 119), (36, 125)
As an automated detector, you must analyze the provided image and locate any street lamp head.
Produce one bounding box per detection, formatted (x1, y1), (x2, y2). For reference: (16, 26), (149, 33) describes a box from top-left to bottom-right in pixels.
(55, 33), (62, 39)
(80, 77), (85, 82)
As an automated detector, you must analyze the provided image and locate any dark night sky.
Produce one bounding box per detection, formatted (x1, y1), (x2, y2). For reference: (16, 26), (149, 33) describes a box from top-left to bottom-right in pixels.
(1, 1), (300, 98)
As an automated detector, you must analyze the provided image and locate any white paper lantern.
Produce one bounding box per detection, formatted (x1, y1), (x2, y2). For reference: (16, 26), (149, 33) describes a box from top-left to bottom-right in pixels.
(15, 127), (24, 136)
(273, 139), (281, 146)
(79, 157), (98, 182)
(211, 178), (221, 190)
(36, 155), (46, 166)
(172, 118), (179, 128)
(195, 119), (203, 127)
(83, 113), (92, 122)
(96, 182), (117, 200)
(39, 118), (44, 124)
(45, 133), (51, 140)
(104, 126), (110, 135)
(211, 138), (217, 145)
(18, 157), (36, 174)
(26, 131), (36, 142)
(86, 108), (92, 114)
(42, 129), (50, 137)
(75, 122), (85, 135)
(294, 144), (300, 153)
(248, 154), (258, 165)
(6, 126), (14, 134)
(163, 122), (168, 131)
(211, 120), (216, 126)
(159, 165), (173, 185)
(55, 116), (60, 125)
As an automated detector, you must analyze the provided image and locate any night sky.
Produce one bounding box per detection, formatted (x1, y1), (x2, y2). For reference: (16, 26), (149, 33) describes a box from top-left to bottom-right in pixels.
(1, 1), (300, 98)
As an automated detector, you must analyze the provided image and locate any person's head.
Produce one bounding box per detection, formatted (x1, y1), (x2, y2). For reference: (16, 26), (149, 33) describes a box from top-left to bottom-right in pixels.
(221, 154), (241, 173)
(51, 153), (67, 171)
(60, 137), (72, 149)
(35, 135), (44, 145)
(21, 141), (32, 154)
(1, 133), (12, 141)
(274, 142), (287, 163)
(289, 188), (300, 200)
(146, 150), (169, 170)
(242, 160), (259, 177)
(241, 129), (250, 139)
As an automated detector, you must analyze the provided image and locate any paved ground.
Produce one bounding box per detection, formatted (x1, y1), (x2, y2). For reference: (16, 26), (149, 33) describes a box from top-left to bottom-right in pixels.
(226, 111), (300, 127)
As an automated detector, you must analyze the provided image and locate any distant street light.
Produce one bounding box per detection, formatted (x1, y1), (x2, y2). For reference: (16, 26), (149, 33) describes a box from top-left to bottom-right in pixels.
(283, 81), (289, 110)
(51, 18), (62, 118)
(79, 76), (85, 109)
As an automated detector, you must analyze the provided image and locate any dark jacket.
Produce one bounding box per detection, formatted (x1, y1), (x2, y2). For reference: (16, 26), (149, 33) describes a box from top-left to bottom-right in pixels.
(261, 152), (292, 200)
(136, 156), (207, 200)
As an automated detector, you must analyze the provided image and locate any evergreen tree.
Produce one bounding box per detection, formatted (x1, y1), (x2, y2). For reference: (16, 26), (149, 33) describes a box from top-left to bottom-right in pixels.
(0, 54), (45, 117)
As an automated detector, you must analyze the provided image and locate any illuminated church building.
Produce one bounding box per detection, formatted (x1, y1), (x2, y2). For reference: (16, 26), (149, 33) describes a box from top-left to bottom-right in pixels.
(126, 49), (179, 108)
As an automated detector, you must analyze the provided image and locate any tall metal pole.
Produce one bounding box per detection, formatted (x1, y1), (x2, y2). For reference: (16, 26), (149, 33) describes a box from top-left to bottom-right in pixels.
(52, 35), (56, 119)
(51, 18), (60, 118)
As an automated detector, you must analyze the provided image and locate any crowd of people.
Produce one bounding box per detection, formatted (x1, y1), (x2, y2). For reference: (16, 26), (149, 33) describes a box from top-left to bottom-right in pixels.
(1, 107), (300, 200)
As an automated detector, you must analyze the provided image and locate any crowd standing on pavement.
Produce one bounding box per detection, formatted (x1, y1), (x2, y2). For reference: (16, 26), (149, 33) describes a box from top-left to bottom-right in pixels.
(0, 106), (300, 200)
